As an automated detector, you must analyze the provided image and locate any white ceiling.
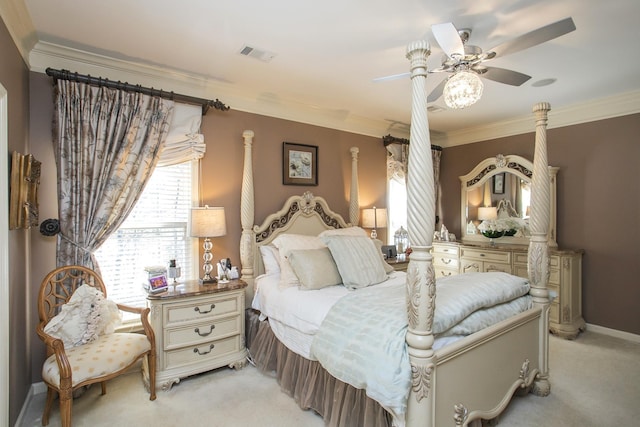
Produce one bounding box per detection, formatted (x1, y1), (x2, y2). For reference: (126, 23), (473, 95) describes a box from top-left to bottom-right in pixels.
(3, 0), (640, 145)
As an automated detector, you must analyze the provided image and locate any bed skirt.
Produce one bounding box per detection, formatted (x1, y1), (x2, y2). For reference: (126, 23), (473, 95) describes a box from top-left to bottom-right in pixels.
(246, 309), (392, 427)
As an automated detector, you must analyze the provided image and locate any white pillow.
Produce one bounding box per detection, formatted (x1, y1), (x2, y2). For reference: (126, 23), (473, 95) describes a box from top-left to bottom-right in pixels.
(44, 284), (122, 348)
(272, 234), (326, 289)
(288, 248), (342, 290)
(259, 245), (281, 275)
(318, 226), (368, 238)
(372, 238), (395, 274)
(320, 235), (388, 290)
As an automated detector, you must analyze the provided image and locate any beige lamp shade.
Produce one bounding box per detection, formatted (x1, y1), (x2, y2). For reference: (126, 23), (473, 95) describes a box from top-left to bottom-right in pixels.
(190, 206), (227, 237)
(361, 207), (388, 229)
(478, 207), (498, 221)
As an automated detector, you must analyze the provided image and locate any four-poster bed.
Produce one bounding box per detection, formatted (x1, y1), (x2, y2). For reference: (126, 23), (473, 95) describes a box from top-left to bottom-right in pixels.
(239, 40), (552, 427)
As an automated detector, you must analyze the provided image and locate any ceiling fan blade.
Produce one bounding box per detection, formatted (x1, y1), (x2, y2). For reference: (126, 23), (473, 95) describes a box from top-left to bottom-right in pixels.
(481, 67), (531, 86)
(432, 22), (465, 59)
(372, 72), (410, 83)
(427, 78), (447, 103)
(489, 17), (576, 58)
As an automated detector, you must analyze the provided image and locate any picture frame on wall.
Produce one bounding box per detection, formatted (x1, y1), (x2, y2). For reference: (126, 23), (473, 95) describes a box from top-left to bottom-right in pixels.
(493, 173), (505, 194)
(282, 142), (318, 186)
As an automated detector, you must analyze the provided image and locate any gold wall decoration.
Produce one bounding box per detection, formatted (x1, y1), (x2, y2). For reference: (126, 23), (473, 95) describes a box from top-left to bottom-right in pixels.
(9, 151), (41, 229)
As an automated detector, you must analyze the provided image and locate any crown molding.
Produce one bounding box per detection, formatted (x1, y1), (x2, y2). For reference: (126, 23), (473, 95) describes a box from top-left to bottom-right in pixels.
(442, 90), (640, 147)
(0, 0), (37, 63)
(25, 41), (640, 147)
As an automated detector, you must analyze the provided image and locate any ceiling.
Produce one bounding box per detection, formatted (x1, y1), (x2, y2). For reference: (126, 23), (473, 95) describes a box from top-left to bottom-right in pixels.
(3, 0), (640, 145)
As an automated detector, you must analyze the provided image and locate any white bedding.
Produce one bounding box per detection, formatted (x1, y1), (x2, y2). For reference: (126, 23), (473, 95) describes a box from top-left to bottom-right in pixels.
(251, 271), (463, 359)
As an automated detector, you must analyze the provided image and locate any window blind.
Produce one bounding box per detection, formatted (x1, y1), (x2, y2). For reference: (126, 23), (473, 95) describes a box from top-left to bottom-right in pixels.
(95, 161), (194, 311)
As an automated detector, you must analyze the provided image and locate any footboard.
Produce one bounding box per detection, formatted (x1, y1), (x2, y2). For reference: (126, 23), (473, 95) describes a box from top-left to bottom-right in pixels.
(432, 307), (544, 427)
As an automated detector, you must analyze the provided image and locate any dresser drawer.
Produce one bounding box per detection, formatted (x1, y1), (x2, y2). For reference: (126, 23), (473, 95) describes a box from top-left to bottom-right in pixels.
(433, 244), (460, 257)
(483, 262), (512, 274)
(165, 335), (241, 370)
(435, 268), (458, 279)
(460, 247), (511, 264)
(164, 294), (241, 326)
(164, 315), (242, 350)
(433, 255), (459, 270)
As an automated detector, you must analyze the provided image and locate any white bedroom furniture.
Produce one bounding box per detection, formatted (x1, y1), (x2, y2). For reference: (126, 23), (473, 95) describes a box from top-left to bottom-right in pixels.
(147, 279), (247, 390)
(434, 241), (584, 339)
(239, 38), (554, 427)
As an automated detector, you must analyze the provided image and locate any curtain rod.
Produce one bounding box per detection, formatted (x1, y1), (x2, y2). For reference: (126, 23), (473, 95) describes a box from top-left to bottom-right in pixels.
(45, 68), (230, 115)
(382, 134), (442, 151)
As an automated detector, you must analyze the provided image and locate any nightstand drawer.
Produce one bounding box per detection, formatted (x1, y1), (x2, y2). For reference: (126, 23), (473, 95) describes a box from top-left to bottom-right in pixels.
(164, 315), (242, 350)
(165, 335), (241, 370)
(165, 295), (240, 326)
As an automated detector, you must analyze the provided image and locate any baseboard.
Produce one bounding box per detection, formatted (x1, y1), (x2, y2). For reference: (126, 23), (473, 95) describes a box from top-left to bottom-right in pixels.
(15, 382), (45, 426)
(586, 323), (640, 343)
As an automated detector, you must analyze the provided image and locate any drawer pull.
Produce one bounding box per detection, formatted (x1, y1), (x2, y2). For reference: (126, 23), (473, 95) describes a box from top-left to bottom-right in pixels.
(193, 344), (215, 356)
(194, 304), (216, 314)
(194, 325), (215, 337)
(480, 254), (485, 257)
(440, 258), (452, 264)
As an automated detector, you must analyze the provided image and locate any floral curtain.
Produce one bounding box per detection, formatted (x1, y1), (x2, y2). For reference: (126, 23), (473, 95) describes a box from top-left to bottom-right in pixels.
(385, 138), (442, 243)
(53, 80), (175, 270)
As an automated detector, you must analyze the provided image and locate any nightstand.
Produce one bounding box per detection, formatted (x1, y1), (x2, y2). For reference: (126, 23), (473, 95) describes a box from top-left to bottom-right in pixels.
(388, 257), (409, 272)
(147, 279), (248, 390)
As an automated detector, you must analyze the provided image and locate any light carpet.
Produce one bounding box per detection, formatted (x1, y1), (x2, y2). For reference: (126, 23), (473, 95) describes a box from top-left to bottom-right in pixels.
(19, 331), (640, 426)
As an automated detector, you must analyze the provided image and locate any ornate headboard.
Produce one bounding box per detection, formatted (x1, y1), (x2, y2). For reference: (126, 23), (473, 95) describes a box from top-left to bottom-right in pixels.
(238, 131), (359, 302)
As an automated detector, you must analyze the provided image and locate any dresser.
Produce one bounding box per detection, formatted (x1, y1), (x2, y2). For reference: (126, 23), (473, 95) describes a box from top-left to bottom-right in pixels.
(147, 279), (248, 390)
(433, 241), (585, 339)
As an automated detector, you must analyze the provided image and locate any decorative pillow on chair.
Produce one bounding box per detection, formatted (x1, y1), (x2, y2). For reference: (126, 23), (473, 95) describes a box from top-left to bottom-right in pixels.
(44, 284), (121, 348)
(320, 235), (389, 290)
(272, 234), (326, 289)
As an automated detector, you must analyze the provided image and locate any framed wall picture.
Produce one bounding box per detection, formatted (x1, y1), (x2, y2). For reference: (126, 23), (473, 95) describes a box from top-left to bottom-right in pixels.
(283, 142), (318, 186)
(493, 173), (505, 194)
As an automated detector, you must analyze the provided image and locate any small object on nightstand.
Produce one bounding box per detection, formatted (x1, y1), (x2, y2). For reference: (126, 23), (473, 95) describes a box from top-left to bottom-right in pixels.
(167, 259), (181, 285)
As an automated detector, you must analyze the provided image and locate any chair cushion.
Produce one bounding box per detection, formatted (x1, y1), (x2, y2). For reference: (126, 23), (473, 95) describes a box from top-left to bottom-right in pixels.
(42, 333), (150, 388)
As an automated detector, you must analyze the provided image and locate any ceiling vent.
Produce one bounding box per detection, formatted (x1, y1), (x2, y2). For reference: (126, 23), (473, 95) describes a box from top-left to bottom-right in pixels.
(239, 45), (276, 63)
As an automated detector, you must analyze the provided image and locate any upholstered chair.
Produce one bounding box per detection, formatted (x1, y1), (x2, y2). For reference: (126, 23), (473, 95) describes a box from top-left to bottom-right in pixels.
(36, 265), (157, 427)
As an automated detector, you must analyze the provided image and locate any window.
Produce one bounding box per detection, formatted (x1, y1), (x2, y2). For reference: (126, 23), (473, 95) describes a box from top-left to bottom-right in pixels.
(95, 161), (197, 319)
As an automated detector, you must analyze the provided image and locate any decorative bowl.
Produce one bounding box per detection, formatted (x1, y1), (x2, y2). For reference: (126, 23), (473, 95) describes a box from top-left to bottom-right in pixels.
(482, 230), (504, 239)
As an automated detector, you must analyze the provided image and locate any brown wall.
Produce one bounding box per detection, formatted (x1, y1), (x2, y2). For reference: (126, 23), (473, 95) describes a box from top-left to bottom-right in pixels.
(1, 15), (31, 426)
(440, 114), (640, 335)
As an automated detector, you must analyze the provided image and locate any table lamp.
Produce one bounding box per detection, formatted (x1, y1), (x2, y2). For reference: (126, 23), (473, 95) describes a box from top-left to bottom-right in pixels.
(190, 206), (227, 284)
(361, 206), (387, 239)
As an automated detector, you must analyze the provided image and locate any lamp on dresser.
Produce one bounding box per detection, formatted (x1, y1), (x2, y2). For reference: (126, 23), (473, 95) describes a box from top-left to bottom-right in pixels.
(190, 206), (226, 284)
(361, 206), (387, 239)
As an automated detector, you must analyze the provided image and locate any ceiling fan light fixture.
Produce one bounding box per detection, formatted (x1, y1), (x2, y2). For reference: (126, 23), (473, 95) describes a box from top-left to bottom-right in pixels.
(443, 70), (484, 109)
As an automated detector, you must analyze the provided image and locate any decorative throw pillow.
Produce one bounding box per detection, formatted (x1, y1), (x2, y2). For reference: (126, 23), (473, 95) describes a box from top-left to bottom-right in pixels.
(320, 235), (388, 290)
(288, 248), (342, 290)
(44, 284), (121, 348)
(259, 245), (281, 275)
(272, 234), (326, 289)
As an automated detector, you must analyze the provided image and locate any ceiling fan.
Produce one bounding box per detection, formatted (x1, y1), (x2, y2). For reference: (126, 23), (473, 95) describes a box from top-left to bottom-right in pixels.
(374, 17), (576, 107)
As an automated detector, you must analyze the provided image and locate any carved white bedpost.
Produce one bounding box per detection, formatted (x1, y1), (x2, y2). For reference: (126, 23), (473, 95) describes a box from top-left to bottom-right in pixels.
(240, 130), (255, 297)
(405, 39), (437, 427)
(529, 103), (551, 396)
(349, 147), (360, 226)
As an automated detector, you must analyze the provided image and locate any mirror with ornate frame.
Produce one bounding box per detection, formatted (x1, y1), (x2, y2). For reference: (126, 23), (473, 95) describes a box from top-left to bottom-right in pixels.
(459, 154), (558, 247)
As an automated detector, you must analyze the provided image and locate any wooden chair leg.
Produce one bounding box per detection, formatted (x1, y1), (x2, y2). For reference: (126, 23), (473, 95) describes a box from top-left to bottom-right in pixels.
(148, 352), (157, 401)
(58, 393), (72, 427)
(101, 381), (107, 395)
(41, 386), (56, 426)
